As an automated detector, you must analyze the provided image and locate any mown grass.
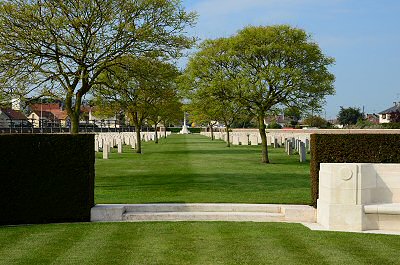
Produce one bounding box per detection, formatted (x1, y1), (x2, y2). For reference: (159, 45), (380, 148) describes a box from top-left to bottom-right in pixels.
(95, 134), (311, 204)
(1, 222), (399, 265)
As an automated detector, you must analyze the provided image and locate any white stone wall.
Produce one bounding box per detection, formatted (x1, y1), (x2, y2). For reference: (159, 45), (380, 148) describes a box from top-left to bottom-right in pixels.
(317, 163), (400, 232)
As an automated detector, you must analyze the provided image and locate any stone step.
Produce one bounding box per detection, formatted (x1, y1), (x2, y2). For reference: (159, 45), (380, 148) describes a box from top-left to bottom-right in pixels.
(90, 204), (316, 223)
(122, 211), (285, 222)
(123, 203), (281, 213)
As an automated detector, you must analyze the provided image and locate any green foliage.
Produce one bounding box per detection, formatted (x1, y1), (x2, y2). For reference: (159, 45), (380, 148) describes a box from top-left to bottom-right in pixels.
(354, 119), (375, 129)
(0, 0), (196, 133)
(310, 134), (400, 207)
(93, 56), (181, 151)
(184, 25), (335, 162)
(284, 106), (302, 125)
(167, 127), (201, 133)
(182, 38), (245, 134)
(267, 122), (283, 129)
(337, 106), (363, 126)
(382, 122), (400, 129)
(302, 115), (331, 128)
(0, 134), (95, 225)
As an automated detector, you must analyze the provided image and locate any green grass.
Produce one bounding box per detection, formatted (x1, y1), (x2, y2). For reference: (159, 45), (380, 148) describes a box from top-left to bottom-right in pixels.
(95, 134), (311, 204)
(1, 222), (400, 265)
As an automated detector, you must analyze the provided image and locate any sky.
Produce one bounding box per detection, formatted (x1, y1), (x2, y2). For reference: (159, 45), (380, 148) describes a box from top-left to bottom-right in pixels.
(180, 0), (400, 119)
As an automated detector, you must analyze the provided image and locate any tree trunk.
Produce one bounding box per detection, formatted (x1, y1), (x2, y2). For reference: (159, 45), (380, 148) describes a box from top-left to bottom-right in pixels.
(154, 123), (158, 144)
(132, 112), (142, 154)
(135, 127), (142, 154)
(226, 126), (231, 147)
(258, 115), (269, 163)
(70, 112), (80, 134)
(210, 125), (214, 140)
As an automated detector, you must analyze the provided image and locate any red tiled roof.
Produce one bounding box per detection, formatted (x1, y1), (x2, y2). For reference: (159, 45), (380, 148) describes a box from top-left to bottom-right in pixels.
(31, 110), (56, 120)
(30, 103), (68, 120)
(1, 108), (27, 120)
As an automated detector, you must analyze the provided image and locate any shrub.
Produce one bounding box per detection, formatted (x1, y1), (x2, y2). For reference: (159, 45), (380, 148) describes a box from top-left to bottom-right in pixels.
(267, 122), (282, 129)
(0, 134), (95, 225)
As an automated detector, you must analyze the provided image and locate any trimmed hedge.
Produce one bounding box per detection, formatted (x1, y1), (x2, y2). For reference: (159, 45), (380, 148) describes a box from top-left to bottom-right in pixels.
(0, 134), (95, 225)
(310, 134), (400, 207)
(168, 127), (202, 133)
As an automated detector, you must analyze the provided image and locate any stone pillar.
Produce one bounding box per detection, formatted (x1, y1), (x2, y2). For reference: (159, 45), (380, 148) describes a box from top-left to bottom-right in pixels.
(317, 164), (367, 231)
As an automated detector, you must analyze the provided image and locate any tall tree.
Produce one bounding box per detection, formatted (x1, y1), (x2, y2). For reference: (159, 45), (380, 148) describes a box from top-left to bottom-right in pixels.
(184, 38), (244, 145)
(94, 56), (179, 153)
(147, 85), (181, 143)
(337, 106), (363, 126)
(185, 25), (335, 163)
(232, 26), (335, 163)
(0, 0), (196, 133)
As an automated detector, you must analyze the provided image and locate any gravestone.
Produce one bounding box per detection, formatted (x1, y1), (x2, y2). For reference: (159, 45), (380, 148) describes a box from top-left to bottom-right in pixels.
(103, 143), (109, 159)
(94, 140), (99, 152)
(287, 142), (293, 155)
(117, 140), (122, 154)
(299, 142), (306, 162)
(273, 138), (279, 148)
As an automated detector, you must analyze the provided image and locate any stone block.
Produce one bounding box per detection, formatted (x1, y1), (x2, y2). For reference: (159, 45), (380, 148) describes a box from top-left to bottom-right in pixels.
(91, 205), (125, 222)
(317, 200), (364, 231)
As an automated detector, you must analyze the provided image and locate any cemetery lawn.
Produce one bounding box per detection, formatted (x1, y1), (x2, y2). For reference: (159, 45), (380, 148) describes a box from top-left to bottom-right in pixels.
(95, 134), (311, 204)
(1, 222), (400, 265)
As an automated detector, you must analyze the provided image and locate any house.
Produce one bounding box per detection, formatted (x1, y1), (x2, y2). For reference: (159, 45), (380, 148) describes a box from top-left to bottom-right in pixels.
(88, 107), (119, 128)
(28, 103), (69, 127)
(378, 102), (400, 123)
(0, 108), (29, 128)
(365, 114), (379, 124)
(27, 110), (59, 128)
(264, 114), (291, 128)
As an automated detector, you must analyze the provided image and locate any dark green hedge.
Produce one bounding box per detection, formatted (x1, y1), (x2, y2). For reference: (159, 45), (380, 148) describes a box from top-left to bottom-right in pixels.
(310, 134), (400, 207)
(168, 127), (202, 133)
(0, 134), (95, 225)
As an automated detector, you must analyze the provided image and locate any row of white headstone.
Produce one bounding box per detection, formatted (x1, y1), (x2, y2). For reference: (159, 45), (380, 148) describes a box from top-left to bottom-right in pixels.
(284, 138), (310, 162)
(200, 131), (311, 163)
(200, 131), (288, 147)
(95, 131), (172, 159)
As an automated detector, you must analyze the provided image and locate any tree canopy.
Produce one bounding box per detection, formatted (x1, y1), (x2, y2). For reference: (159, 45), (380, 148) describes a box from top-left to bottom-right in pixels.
(0, 0), (196, 133)
(337, 106), (363, 126)
(93, 56), (180, 153)
(184, 25), (335, 162)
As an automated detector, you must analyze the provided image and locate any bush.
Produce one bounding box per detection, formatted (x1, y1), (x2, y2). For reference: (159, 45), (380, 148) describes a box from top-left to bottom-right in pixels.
(267, 122), (282, 129)
(167, 127), (202, 133)
(0, 134), (95, 225)
(310, 134), (400, 207)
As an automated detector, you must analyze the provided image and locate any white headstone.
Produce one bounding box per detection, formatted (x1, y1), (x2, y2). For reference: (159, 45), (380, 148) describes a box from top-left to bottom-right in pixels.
(117, 140), (122, 154)
(299, 142), (306, 162)
(103, 144), (109, 159)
